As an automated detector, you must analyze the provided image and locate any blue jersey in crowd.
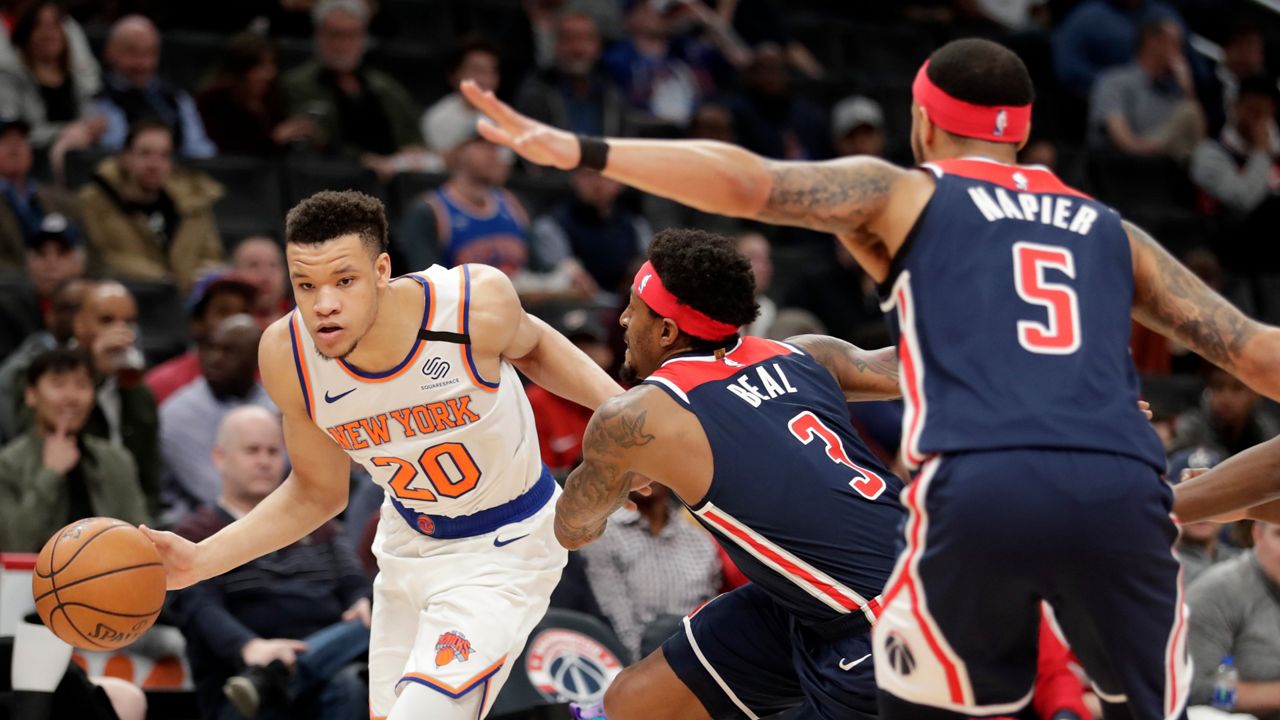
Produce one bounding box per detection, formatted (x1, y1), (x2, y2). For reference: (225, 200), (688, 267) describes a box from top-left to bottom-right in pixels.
(878, 158), (1165, 472)
(425, 187), (529, 276)
(643, 337), (905, 625)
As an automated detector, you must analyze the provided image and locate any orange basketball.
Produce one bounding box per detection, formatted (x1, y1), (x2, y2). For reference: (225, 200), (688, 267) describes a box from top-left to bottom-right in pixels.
(31, 517), (167, 651)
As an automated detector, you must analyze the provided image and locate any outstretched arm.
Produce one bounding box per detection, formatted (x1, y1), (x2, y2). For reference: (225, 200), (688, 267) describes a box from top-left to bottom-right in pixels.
(1173, 436), (1280, 523)
(1129, 220), (1280, 400)
(786, 335), (901, 401)
(460, 80), (906, 237)
(554, 393), (656, 550)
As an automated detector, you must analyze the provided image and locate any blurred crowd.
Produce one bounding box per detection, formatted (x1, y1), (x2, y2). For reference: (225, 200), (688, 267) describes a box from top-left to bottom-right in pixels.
(2, 0), (1280, 718)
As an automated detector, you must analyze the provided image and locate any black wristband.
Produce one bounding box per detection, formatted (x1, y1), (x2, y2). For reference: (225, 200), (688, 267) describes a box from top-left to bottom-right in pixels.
(577, 135), (610, 171)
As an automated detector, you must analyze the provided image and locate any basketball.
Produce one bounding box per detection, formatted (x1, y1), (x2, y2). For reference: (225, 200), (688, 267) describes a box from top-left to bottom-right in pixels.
(31, 517), (167, 651)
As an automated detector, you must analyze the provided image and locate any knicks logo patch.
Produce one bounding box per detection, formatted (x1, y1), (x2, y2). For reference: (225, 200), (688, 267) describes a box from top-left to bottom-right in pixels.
(435, 631), (474, 667)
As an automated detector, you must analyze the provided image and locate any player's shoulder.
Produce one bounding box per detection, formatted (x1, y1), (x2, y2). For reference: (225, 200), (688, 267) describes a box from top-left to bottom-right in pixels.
(258, 311), (307, 413)
(260, 312), (297, 367)
(587, 384), (684, 449)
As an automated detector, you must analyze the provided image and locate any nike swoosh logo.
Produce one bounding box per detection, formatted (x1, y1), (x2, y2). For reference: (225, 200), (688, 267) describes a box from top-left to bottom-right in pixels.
(493, 534), (529, 547)
(325, 388), (356, 403)
(839, 653), (871, 671)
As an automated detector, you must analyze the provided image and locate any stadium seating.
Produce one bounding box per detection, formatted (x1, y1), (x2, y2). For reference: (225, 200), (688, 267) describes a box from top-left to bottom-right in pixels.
(184, 156), (285, 247)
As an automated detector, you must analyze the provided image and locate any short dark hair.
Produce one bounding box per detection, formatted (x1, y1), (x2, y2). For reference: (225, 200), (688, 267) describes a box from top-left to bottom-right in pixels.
(926, 38), (1034, 108)
(450, 34), (500, 75)
(26, 347), (92, 388)
(285, 190), (389, 257)
(124, 118), (173, 150)
(646, 229), (758, 349)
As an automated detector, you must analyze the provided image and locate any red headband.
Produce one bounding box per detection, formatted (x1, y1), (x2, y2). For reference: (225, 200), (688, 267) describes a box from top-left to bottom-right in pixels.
(912, 60), (1031, 143)
(633, 261), (739, 341)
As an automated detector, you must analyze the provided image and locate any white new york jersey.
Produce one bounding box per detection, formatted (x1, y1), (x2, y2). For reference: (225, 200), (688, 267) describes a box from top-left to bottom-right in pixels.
(288, 264), (542, 518)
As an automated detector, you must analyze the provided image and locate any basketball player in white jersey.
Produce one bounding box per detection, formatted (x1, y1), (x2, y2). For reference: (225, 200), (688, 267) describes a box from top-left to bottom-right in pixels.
(140, 191), (623, 719)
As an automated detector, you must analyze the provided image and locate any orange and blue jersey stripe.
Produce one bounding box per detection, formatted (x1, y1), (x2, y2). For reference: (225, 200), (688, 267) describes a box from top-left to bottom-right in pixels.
(288, 312), (314, 420)
(337, 274), (434, 383)
(460, 265), (500, 392)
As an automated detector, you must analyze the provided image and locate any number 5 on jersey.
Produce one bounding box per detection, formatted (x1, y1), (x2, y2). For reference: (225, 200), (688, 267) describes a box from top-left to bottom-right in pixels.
(788, 411), (886, 500)
(1013, 241), (1081, 355)
(371, 442), (481, 502)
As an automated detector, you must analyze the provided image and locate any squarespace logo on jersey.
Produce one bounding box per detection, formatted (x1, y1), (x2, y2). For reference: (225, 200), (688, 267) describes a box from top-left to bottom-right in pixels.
(325, 396), (480, 451)
(420, 356), (459, 391)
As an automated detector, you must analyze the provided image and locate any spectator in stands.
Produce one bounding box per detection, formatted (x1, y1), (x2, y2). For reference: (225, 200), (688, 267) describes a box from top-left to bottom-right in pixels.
(530, 168), (649, 297)
(1167, 446), (1238, 585)
(736, 230), (776, 338)
(1052, 0), (1183, 97)
(782, 244), (886, 346)
(0, 0), (100, 111)
(515, 9), (628, 137)
(602, 0), (707, 126)
(1202, 23), (1267, 136)
(94, 14), (216, 158)
(231, 235), (292, 325)
(283, 0), (423, 175)
(0, 1), (105, 151)
(160, 314), (275, 513)
(642, 101), (744, 236)
(79, 119), (226, 291)
(1174, 364), (1280, 456)
(171, 405), (371, 720)
(730, 43), (832, 161)
(196, 32), (319, 156)
(423, 36), (501, 157)
(0, 277), (87, 440)
(1087, 16), (1206, 160)
(528, 308), (612, 478)
(0, 213), (85, 360)
(1187, 521), (1280, 716)
(0, 114), (80, 271)
(398, 132), (578, 296)
(145, 271), (257, 405)
(0, 348), (148, 552)
(581, 484), (720, 661)
(716, 0), (824, 77)
(831, 95), (886, 158)
(1190, 76), (1280, 267)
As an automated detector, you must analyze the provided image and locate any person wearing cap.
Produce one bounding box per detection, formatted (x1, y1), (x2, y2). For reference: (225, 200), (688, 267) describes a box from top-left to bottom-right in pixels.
(0, 212), (86, 357)
(144, 271), (258, 405)
(282, 0), (422, 168)
(78, 119), (226, 291)
(832, 95), (886, 159)
(1167, 446), (1240, 585)
(0, 113), (81, 271)
(92, 14), (215, 158)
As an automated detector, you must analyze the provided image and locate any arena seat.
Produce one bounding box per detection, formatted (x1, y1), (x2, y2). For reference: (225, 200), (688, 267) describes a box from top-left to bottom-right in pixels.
(120, 280), (190, 366)
(183, 155), (285, 247)
(282, 157), (383, 209)
(159, 31), (225, 93)
(386, 170), (448, 225)
(61, 148), (112, 190)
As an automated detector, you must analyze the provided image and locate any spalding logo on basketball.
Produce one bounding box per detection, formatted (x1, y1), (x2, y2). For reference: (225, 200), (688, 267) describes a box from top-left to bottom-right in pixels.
(885, 631), (916, 676)
(525, 629), (622, 704)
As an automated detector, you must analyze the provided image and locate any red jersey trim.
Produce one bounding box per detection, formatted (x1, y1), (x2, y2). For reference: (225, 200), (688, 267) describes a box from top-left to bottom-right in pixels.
(928, 158), (1092, 200)
(648, 338), (795, 396)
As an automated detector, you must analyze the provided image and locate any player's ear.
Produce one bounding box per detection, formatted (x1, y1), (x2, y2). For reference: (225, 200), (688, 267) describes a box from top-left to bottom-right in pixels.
(660, 318), (680, 348)
(374, 251), (391, 286)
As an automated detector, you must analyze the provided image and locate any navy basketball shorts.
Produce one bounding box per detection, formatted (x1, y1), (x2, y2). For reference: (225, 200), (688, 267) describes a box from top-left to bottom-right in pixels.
(872, 449), (1189, 720)
(662, 583), (879, 720)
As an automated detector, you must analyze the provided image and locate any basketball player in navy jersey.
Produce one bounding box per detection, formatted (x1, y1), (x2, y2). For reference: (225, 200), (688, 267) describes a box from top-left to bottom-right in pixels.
(555, 228), (908, 720)
(464, 38), (1280, 720)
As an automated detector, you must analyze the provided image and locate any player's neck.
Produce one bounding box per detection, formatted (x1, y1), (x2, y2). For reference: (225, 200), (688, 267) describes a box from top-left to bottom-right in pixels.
(343, 280), (423, 372)
(931, 139), (1018, 166)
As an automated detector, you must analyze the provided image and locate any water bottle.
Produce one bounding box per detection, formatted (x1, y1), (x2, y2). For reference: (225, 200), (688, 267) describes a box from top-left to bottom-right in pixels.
(1212, 655), (1239, 711)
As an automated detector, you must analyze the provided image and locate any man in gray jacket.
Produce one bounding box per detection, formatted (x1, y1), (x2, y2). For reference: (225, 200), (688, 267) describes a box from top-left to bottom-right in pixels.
(1187, 520), (1280, 718)
(0, 347), (148, 552)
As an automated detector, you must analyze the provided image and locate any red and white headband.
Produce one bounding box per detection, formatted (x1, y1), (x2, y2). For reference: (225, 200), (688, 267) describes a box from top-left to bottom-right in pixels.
(912, 60), (1031, 143)
(633, 261), (738, 341)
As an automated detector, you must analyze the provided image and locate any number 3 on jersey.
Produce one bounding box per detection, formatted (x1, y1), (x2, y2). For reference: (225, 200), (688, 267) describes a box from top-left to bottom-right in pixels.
(371, 442), (481, 502)
(1012, 241), (1081, 355)
(788, 411), (886, 500)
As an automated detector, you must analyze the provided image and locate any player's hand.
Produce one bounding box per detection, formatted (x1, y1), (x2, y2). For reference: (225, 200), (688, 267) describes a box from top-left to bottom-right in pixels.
(1138, 400), (1153, 421)
(42, 416), (80, 475)
(1180, 467), (1209, 484)
(342, 597), (372, 627)
(138, 525), (203, 590)
(241, 638), (309, 668)
(461, 80), (580, 170)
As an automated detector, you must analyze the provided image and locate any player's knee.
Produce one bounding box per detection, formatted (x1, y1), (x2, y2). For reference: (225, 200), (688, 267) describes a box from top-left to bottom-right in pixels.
(602, 664), (649, 719)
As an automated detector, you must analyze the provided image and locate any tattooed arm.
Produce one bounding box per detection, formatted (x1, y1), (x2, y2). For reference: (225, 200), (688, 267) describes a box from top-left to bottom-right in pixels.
(786, 335), (901, 401)
(1129, 220), (1280, 399)
(554, 393), (657, 550)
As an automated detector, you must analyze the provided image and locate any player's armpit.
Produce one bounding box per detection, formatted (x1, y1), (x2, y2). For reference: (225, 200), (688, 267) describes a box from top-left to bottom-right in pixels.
(554, 394), (655, 550)
(1128, 220), (1280, 399)
(786, 335), (900, 401)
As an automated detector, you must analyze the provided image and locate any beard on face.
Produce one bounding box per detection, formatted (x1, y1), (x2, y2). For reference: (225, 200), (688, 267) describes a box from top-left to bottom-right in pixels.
(618, 360), (639, 385)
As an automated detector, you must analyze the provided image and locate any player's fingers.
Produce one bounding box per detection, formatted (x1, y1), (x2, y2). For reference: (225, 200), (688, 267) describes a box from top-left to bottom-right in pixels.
(137, 525), (167, 547)
(476, 118), (514, 147)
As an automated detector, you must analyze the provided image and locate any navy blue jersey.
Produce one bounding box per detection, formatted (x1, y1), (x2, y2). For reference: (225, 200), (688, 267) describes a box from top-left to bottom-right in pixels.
(643, 337), (905, 625)
(879, 158), (1165, 472)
